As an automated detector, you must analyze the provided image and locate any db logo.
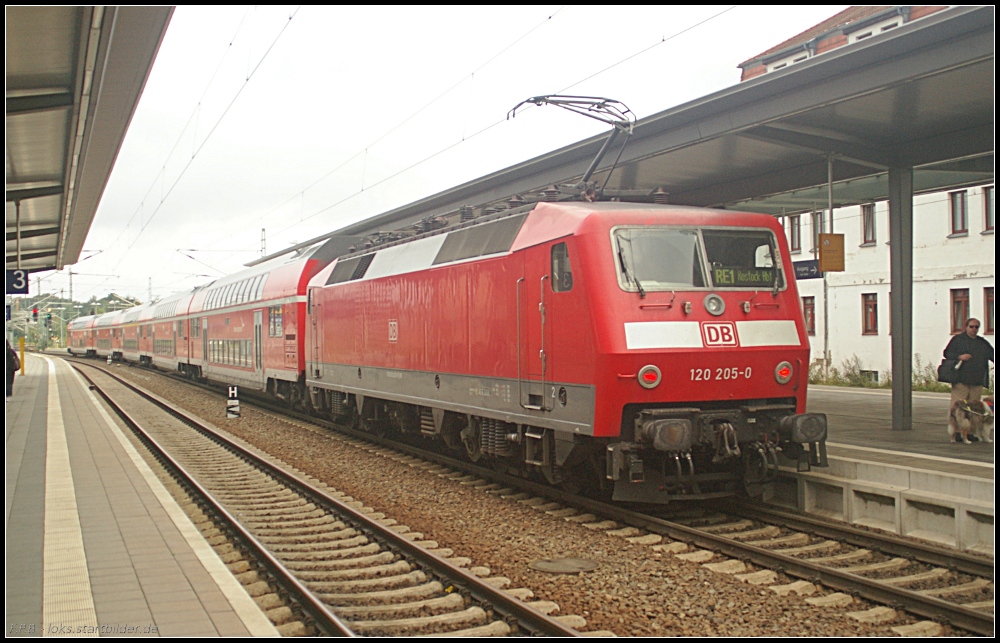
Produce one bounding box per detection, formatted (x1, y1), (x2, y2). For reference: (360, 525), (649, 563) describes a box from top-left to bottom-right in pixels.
(388, 320), (398, 343)
(701, 322), (738, 347)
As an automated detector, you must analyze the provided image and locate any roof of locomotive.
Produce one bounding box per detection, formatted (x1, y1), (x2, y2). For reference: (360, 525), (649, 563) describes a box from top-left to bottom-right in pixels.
(307, 202), (782, 291)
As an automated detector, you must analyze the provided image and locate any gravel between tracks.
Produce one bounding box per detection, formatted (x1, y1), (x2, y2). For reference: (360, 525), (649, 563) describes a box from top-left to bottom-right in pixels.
(106, 364), (960, 637)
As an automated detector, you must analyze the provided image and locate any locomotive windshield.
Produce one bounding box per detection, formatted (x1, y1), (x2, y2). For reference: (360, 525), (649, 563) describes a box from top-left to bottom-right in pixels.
(613, 226), (785, 292)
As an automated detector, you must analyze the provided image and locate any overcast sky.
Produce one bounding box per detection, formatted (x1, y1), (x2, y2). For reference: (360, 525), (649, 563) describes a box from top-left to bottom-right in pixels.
(35, 5), (846, 304)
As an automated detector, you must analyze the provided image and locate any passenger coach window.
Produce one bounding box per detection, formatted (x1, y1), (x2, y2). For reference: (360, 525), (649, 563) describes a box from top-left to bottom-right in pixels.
(551, 242), (573, 292)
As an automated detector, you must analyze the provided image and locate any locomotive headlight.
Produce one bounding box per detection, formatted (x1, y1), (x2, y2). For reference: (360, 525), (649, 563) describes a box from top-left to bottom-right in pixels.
(704, 293), (725, 316)
(774, 361), (794, 384)
(637, 365), (661, 389)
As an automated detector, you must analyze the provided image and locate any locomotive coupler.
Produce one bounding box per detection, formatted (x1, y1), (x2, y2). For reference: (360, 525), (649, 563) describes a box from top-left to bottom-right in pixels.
(712, 422), (741, 463)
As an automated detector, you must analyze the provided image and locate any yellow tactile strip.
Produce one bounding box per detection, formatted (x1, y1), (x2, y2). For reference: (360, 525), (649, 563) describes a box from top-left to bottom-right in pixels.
(42, 357), (99, 637)
(67, 362), (278, 637)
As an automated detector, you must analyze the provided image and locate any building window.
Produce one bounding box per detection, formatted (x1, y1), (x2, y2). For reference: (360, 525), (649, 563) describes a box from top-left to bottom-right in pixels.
(861, 204), (876, 245)
(985, 186), (994, 232)
(862, 294), (878, 335)
(950, 289), (970, 334)
(788, 215), (801, 252)
(811, 211), (825, 252)
(802, 296), (815, 336)
(986, 287), (994, 335)
(950, 190), (968, 235)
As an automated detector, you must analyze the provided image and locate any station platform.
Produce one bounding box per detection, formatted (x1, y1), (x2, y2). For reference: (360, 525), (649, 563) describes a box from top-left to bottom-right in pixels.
(807, 384), (994, 474)
(784, 385), (994, 554)
(5, 353), (277, 637)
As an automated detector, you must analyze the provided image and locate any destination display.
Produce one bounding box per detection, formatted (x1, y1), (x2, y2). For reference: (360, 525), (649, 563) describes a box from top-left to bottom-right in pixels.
(713, 266), (775, 287)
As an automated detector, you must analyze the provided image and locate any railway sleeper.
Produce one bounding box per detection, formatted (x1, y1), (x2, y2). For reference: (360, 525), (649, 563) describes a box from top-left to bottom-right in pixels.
(304, 569), (427, 593)
(246, 522), (349, 537)
(726, 525), (781, 541)
(240, 513), (340, 529)
(259, 527), (360, 545)
(774, 539), (839, 556)
(841, 557), (908, 574)
(880, 568), (951, 586)
(962, 599), (994, 611)
(212, 485), (295, 497)
(437, 621), (512, 637)
(347, 605), (490, 636)
(318, 580), (445, 606)
(699, 519), (754, 534)
(809, 549), (871, 564)
(745, 532), (810, 548)
(276, 540), (376, 561)
(294, 560), (411, 582)
(332, 592), (465, 620)
(918, 578), (992, 597)
(238, 507), (327, 522)
(282, 551), (396, 572)
(227, 498), (314, 512)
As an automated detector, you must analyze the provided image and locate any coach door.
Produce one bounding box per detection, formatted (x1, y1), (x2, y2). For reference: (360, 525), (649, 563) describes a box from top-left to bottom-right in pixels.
(202, 318), (209, 368)
(308, 290), (321, 379)
(518, 244), (553, 411)
(254, 310), (263, 377)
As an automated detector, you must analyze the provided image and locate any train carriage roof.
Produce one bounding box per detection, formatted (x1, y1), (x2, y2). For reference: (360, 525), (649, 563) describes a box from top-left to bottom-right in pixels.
(67, 315), (97, 331)
(94, 310), (124, 327)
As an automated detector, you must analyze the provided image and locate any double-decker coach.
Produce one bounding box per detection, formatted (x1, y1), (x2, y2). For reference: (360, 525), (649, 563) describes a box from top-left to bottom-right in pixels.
(120, 304), (148, 363)
(181, 237), (352, 399)
(93, 310), (124, 360)
(67, 315), (98, 356)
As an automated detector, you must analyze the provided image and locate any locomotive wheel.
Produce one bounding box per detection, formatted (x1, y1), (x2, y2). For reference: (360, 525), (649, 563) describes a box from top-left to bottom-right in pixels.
(363, 415), (387, 438)
(460, 420), (482, 462)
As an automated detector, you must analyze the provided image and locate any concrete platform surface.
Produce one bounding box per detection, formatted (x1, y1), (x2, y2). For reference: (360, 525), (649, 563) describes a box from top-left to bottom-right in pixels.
(5, 354), (277, 637)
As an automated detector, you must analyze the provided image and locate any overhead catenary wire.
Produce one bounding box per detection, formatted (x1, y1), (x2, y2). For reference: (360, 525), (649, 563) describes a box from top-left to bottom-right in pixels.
(108, 7), (302, 276)
(237, 7), (741, 254)
(82, 7), (753, 301)
(205, 6), (571, 259)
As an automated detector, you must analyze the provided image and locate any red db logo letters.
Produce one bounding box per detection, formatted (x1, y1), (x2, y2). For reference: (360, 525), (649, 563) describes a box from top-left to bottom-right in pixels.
(701, 322), (738, 347)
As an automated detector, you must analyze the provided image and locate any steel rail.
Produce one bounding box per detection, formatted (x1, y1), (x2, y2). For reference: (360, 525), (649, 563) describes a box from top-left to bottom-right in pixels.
(74, 360), (581, 638)
(76, 358), (994, 635)
(71, 363), (355, 636)
(721, 502), (994, 579)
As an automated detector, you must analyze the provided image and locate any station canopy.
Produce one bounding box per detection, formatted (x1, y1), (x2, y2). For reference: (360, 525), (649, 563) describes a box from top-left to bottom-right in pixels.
(297, 5), (992, 248)
(5, 6), (173, 274)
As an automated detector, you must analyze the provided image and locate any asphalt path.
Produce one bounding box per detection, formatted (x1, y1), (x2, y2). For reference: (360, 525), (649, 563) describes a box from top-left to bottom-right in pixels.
(806, 384), (994, 464)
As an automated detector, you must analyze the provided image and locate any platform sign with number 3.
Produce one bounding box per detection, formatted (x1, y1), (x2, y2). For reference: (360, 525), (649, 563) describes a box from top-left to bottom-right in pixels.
(6, 269), (29, 294)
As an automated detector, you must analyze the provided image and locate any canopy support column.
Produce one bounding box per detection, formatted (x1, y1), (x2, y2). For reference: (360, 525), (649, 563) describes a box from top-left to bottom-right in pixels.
(888, 167), (913, 431)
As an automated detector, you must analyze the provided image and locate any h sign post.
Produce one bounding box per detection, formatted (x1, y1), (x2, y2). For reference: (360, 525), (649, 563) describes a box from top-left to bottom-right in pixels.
(227, 386), (240, 419)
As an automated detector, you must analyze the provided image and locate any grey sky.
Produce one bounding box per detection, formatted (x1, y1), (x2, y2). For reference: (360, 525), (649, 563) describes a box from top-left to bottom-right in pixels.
(34, 5), (846, 303)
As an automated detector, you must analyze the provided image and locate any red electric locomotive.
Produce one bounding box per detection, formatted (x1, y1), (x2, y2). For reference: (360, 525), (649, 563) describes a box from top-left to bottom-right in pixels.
(305, 202), (827, 503)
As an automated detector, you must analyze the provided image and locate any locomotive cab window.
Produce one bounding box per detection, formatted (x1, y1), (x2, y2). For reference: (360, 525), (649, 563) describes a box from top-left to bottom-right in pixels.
(702, 229), (785, 290)
(612, 226), (785, 292)
(550, 242), (573, 292)
(613, 228), (705, 291)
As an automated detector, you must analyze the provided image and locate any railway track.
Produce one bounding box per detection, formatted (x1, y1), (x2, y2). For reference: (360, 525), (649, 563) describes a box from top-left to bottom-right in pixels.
(74, 357), (995, 635)
(71, 360), (581, 637)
